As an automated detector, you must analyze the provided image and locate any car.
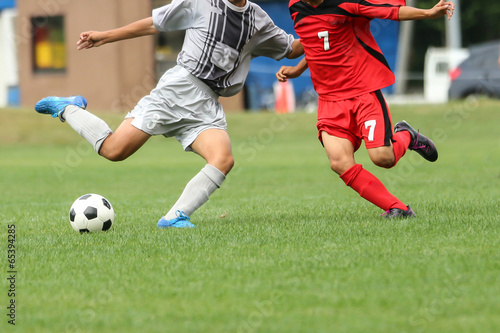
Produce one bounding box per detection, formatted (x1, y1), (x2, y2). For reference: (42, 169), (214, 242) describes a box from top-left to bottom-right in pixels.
(448, 40), (500, 100)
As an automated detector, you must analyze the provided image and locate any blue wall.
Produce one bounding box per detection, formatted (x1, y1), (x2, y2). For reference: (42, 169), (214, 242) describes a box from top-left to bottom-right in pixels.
(246, 1), (399, 110)
(0, 0), (16, 10)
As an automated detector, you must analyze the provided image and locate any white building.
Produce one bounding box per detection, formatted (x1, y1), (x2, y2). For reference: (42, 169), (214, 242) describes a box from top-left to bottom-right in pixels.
(424, 47), (469, 103)
(0, 2), (18, 107)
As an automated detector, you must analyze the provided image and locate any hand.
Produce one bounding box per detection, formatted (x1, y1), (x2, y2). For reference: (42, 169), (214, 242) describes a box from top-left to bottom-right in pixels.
(276, 66), (304, 82)
(276, 66), (291, 82)
(76, 31), (106, 50)
(428, 0), (455, 20)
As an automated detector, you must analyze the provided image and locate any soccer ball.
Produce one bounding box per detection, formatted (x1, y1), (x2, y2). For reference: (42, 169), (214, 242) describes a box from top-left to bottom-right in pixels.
(69, 194), (114, 233)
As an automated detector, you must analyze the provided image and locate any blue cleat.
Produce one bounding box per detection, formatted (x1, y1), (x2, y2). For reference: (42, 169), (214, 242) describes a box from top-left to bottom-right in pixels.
(35, 95), (87, 121)
(157, 210), (196, 228)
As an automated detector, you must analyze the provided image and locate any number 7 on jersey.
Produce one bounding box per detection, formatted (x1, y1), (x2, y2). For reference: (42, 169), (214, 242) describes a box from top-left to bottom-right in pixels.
(364, 120), (376, 141)
(318, 31), (330, 51)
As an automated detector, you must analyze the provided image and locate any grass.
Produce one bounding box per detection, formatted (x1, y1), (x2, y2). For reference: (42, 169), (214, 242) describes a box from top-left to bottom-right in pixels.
(1, 99), (500, 332)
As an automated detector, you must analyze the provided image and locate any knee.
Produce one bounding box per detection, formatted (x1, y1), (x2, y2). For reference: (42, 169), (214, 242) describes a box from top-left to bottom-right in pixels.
(368, 148), (395, 168)
(371, 155), (395, 169)
(99, 147), (130, 162)
(329, 158), (353, 175)
(209, 154), (234, 175)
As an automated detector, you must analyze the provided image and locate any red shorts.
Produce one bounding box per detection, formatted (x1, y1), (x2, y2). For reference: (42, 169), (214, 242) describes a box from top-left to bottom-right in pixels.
(316, 90), (393, 152)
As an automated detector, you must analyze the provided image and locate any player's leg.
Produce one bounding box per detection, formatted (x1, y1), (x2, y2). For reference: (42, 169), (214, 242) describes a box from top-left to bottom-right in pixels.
(366, 146), (396, 169)
(365, 143), (416, 218)
(322, 131), (414, 217)
(321, 133), (356, 175)
(366, 131), (412, 169)
(189, 128), (234, 175)
(98, 118), (151, 161)
(352, 91), (415, 217)
(157, 129), (233, 228)
(35, 96), (150, 161)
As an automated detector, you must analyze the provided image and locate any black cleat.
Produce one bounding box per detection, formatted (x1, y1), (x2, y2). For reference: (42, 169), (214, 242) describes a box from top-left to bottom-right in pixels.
(394, 121), (438, 162)
(382, 205), (416, 219)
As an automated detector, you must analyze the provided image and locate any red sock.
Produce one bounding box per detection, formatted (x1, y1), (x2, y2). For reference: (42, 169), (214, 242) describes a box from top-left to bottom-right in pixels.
(340, 164), (407, 211)
(392, 131), (411, 166)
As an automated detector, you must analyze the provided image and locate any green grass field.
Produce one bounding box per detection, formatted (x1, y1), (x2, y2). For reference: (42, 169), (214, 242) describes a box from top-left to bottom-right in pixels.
(1, 99), (500, 332)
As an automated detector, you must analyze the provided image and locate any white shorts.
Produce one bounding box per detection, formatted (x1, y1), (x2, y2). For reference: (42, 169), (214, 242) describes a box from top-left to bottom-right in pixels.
(126, 65), (226, 151)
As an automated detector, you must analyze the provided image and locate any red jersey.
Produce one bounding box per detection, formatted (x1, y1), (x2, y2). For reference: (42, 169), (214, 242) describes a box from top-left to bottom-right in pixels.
(289, 0), (405, 100)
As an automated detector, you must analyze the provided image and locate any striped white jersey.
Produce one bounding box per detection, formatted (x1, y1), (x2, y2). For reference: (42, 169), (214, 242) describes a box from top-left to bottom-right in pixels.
(153, 0), (294, 97)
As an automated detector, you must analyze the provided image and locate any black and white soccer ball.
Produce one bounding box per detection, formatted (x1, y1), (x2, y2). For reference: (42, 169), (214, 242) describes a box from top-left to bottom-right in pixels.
(69, 194), (114, 233)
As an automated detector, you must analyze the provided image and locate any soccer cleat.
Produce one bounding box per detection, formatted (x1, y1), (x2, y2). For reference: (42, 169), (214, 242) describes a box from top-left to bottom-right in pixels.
(35, 95), (87, 121)
(394, 121), (438, 162)
(157, 210), (196, 228)
(382, 205), (416, 219)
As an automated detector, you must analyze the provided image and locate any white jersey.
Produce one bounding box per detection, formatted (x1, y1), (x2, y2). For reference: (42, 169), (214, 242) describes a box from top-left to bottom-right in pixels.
(152, 0), (294, 97)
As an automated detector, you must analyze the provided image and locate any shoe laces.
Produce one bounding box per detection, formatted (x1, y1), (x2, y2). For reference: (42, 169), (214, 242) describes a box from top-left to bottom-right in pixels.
(381, 209), (392, 217)
(175, 210), (190, 220)
(410, 132), (428, 151)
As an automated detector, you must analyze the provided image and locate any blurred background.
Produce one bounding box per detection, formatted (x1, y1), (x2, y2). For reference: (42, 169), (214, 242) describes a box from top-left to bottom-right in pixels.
(0, 0), (499, 113)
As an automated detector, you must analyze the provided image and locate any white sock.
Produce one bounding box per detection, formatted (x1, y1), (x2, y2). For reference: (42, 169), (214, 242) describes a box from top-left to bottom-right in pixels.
(62, 105), (113, 153)
(164, 164), (226, 219)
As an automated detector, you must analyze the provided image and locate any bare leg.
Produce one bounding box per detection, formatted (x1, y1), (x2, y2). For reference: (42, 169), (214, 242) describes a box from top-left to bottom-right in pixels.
(190, 128), (234, 175)
(98, 118), (151, 161)
(321, 132), (356, 175)
(367, 145), (396, 169)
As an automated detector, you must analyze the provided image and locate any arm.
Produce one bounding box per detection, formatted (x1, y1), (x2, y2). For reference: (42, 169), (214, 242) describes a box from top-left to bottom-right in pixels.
(399, 0), (455, 21)
(286, 39), (304, 59)
(276, 57), (308, 82)
(77, 17), (159, 50)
